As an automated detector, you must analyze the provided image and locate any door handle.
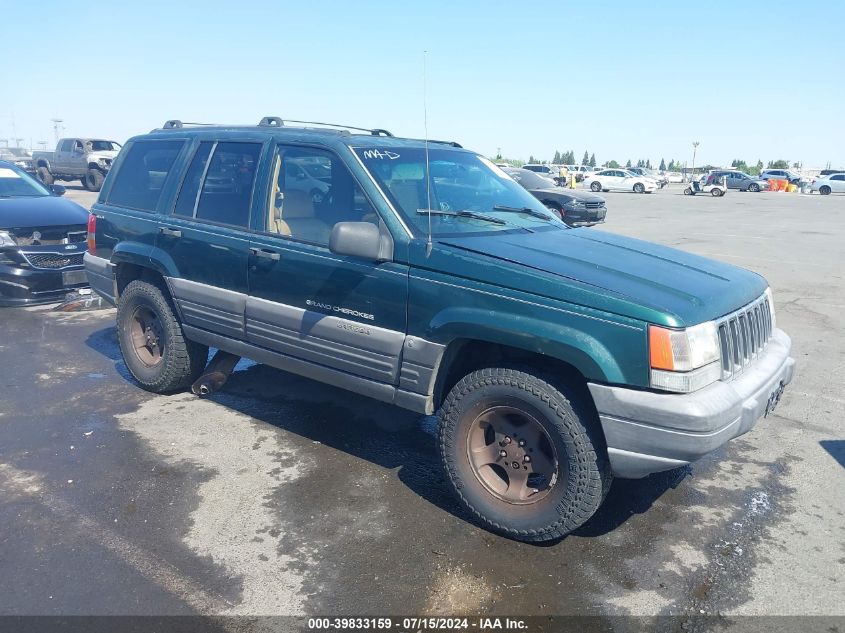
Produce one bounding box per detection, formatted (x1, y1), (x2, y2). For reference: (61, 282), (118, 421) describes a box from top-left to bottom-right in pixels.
(250, 247), (280, 261)
(159, 227), (182, 238)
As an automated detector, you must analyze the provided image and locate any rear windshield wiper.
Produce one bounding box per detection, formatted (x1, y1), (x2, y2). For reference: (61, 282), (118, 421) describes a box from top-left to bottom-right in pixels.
(492, 204), (554, 221)
(417, 208), (507, 225)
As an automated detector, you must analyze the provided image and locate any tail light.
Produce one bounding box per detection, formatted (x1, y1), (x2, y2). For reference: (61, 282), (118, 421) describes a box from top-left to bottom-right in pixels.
(87, 213), (96, 256)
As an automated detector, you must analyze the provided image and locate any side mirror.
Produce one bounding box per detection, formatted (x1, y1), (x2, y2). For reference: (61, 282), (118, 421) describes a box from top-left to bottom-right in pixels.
(50, 184), (66, 196)
(329, 221), (393, 262)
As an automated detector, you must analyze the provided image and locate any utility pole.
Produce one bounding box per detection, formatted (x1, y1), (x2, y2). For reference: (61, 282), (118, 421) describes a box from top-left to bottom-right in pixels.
(51, 118), (64, 146)
(691, 141), (700, 182)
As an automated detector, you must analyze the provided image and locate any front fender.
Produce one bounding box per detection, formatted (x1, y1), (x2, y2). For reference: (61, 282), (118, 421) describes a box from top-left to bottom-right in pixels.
(427, 306), (642, 385)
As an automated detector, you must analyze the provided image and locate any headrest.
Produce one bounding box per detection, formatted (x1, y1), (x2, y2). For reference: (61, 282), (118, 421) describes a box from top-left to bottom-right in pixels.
(283, 189), (314, 219)
(391, 163), (424, 180)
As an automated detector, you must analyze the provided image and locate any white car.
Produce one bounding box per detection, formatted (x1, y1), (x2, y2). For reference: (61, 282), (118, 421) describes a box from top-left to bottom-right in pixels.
(586, 169), (658, 194)
(665, 171), (684, 183)
(811, 173), (845, 195)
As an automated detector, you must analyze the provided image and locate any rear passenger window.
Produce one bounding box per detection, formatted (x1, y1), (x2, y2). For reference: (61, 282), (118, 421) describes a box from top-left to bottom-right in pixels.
(193, 142), (261, 227)
(108, 140), (185, 212)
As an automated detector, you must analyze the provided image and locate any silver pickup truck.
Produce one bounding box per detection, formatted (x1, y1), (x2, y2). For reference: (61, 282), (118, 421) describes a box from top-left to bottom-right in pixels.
(32, 138), (121, 192)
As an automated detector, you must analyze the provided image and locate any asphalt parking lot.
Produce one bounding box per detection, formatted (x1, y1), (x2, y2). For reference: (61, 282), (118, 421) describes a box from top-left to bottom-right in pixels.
(1, 184), (843, 624)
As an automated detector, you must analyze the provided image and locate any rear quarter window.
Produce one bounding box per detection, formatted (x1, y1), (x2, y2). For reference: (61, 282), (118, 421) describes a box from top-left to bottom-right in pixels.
(107, 140), (185, 212)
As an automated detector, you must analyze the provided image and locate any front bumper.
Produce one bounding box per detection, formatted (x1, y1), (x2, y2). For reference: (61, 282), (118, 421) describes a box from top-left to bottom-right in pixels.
(588, 329), (795, 478)
(0, 258), (89, 306)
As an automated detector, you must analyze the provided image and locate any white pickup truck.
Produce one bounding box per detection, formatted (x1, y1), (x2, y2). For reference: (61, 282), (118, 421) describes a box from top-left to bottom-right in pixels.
(32, 138), (122, 192)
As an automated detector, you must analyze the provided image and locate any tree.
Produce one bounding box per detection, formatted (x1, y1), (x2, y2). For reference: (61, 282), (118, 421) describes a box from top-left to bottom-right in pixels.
(768, 159), (789, 169)
(582, 151), (589, 165)
(528, 155), (537, 164)
(625, 159), (632, 168)
(589, 153), (596, 167)
(607, 159), (620, 168)
(553, 150), (561, 164)
(659, 158), (666, 171)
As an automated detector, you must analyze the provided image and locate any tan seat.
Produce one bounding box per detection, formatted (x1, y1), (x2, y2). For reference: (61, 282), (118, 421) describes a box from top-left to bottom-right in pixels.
(282, 189), (332, 244)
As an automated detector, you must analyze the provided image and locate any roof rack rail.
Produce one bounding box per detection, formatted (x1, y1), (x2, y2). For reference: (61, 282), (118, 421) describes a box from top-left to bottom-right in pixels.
(261, 117), (393, 137)
(158, 120), (218, 131)
(407, 138), (463, 148)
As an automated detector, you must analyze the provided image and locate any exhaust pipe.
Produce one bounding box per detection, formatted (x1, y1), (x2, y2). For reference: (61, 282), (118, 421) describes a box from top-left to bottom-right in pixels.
(191, 350), (241, 396)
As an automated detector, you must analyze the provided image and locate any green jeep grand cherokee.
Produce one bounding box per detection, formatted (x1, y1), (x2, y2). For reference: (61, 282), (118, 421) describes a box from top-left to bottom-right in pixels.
(84, 118), (794, 542)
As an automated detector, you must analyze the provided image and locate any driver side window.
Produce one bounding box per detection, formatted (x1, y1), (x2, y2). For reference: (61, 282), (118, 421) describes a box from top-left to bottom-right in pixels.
(266, 146), (378, 245)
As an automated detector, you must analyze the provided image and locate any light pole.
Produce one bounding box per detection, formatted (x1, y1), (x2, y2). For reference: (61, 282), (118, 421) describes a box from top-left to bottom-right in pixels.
(51, 119), (64, 146)
(691, 141), (700, 182)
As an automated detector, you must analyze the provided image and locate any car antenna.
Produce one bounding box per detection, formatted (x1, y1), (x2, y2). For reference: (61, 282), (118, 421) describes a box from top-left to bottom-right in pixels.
(423, 50), (433, 257)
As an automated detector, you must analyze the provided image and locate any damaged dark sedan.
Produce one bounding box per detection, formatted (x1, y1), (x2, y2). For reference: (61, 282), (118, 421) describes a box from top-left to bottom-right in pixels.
(0, 161), (89, 306)
(503, 167), (607, 226)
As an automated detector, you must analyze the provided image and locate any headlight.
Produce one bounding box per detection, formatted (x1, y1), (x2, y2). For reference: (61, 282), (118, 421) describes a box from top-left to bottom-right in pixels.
(649, 321), (721, 393)
(0, 231), (17, 247)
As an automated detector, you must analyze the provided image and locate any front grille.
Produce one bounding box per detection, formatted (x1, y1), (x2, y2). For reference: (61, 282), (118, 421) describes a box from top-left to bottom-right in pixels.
(716, 293), (774, 380)
(10, 226), (88, 246)
(21, 252), (85, 270)
(585, 201), (604, 209)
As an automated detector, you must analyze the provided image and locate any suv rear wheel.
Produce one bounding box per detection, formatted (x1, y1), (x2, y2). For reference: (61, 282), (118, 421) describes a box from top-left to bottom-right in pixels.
(438, 367), (611, 542)
(819, 185), (831, 195)
(117, 279), (207, 393)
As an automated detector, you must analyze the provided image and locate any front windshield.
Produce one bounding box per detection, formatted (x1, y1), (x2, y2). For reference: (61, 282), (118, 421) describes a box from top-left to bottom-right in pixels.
(0, 166), (50, 198)
(354, 147), (560, 236)
(90, 140), (121, 151)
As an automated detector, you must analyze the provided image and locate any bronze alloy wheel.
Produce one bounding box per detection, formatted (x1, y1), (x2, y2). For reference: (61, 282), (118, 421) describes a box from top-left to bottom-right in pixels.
(129, 305), (164, 367)
(465, 405), (559, 505)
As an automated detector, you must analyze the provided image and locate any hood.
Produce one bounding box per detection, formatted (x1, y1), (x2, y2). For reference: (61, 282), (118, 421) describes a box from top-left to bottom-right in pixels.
(436, 228), (767, 327)
(0, 195), (89, 230)
(532, 187), (605, 203)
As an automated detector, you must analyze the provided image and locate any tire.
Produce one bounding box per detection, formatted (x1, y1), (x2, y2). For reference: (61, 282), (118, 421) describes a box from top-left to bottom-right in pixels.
(683, 187), (693, 195)
(748, 183), (760, 193)
(83, 168), (105, 192)
(117, 279), (208, 393)
(820, 186), (831, 196)
(590, 181), (602, 192)
(438, 367), (611, 542)
(711, 188), (723, 197)
(37, 166), (54, 185)
(633, 182), (645, 194)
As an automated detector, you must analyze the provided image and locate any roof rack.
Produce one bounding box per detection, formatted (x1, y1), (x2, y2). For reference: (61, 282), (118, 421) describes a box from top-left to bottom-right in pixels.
(269, 118), (394, 137)
(407, 138), (463, 148)
(156, 118), (395, 137)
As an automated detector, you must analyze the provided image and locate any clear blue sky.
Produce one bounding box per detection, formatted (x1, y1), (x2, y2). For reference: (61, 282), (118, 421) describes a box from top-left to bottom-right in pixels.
(3, 0), (843, 168)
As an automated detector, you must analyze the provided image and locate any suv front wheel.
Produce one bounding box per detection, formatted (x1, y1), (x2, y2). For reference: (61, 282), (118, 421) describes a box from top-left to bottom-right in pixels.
(117, 279), (208, 393)
(438, 367), (611, 542)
